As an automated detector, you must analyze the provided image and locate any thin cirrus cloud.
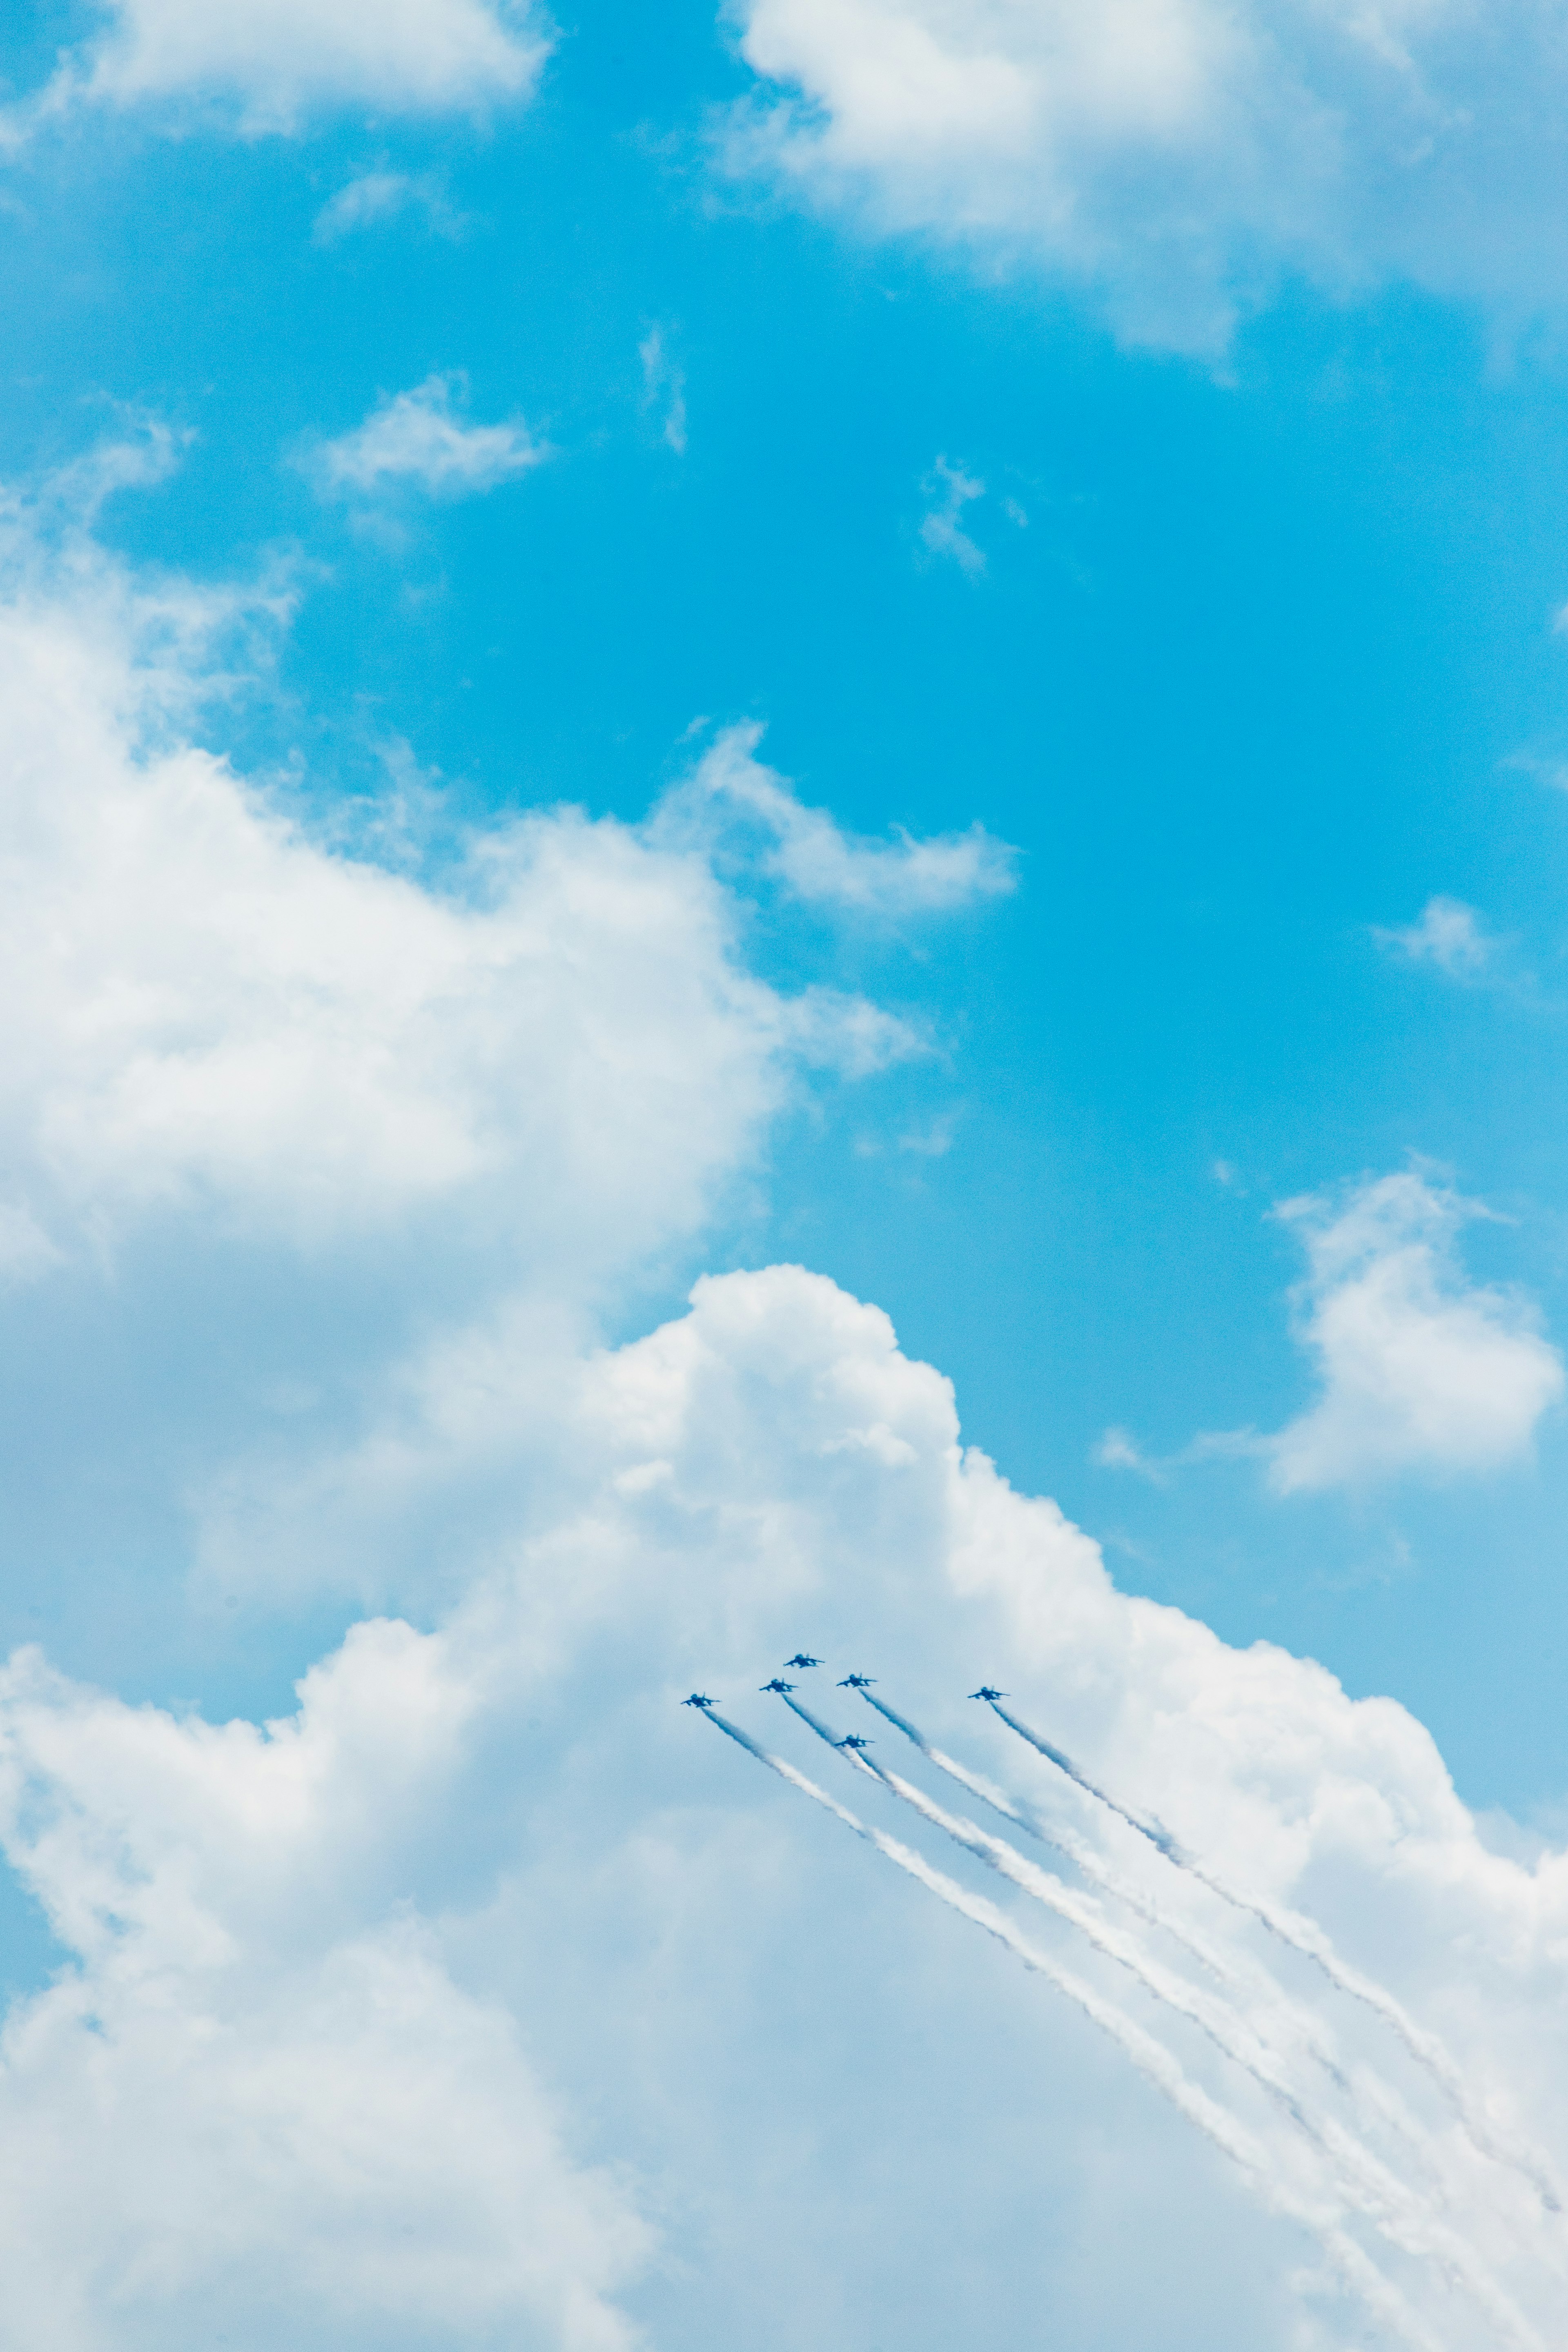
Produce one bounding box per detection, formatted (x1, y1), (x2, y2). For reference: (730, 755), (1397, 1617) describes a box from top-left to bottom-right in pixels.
(1372, 895), (1497, 979)
(722, 0), (1568, 352)
(658, 720), (1019, 918)
(919, 456), (987, 577)
(306, 375), (547, 503)
(11, 0), (548, 135)
(638, 326), (688, 456)
(313, 171), (467, 245)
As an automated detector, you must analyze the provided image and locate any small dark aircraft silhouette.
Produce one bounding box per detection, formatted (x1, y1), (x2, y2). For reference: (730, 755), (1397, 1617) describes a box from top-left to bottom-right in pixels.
(784, 1653), (823, 1669)
(760, 1678), (795, 1695)
(970, 1687), (1007, 1702)
(836, 1734), (874, 1751)
(682, 1693), (714, 1709)
(837, 1673), (875, 1689)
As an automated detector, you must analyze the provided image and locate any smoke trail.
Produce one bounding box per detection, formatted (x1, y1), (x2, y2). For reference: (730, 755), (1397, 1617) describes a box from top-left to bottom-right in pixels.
(869, 1757), (1543, 2350)
(855, 1686), (1274, 2001)
(696, 1705), (1443, 2352)
(985, 1697), (1564, 2218)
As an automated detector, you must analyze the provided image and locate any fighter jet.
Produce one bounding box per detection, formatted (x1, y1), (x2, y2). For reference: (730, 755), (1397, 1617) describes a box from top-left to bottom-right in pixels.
(969, 1686), (1007, 1702)
(837, 1673), (875, 1689)
(835, 1734), (874, 1751)
(784, 1653), (823, 1669)
(760, 1678), (795, 1695)
(682, 1693), (715, 1709)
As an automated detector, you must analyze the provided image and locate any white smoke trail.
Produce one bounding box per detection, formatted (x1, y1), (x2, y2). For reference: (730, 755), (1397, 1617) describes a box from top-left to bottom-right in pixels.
(869, 1757), (1543, 2351)
(986, 1697), (1564, 2219)
(696, 1705), (1444, 2352)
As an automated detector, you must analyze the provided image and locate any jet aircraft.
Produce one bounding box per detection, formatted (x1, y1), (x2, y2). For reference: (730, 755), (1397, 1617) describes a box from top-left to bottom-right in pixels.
(836, 1734), (874, 1751)
(784, 1653), (823, 1669)
(760, 1678), (795, 1695)
(837, 1673), (875, 1689)
(969, 1687), (1007, 1702)
(682, 1693), (714, 1709)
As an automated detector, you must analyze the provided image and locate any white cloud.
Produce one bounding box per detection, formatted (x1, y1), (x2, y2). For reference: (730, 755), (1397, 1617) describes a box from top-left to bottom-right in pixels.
(724, 0), (1568, 351)
(1267, 1172), (1564, 1494)
(0, 449), (915, 1292)
(919, 455), (986, 576)
(659, 721), (1018, 917)
(0, 1630), (650, 2350)
(19, 0), (548, 134)
(313, 171), (466, 245)
(638, 327), (688, 457)
(1372, 895), (1496, 978)
(307, 374), (547, 502)
(9, 1264), (1568, 2346)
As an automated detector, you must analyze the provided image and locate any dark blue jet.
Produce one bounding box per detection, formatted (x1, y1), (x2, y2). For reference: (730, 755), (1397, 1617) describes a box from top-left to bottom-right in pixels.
(836, 1734), (874, 1751)
(760, 1678), (795, 1695)
(785, 1653), (823, 1669)
(837, 1674), (875, 1689)
(970, 1687), (1007, 1702)
(682, 1693), (714, 1709)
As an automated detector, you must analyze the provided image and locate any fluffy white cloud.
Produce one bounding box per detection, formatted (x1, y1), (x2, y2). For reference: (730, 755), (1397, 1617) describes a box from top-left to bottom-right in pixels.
(307, 375), (547, 502)
(724, 0), (1568, 350)
(1374, 895), (1497, 978)
(5, 1264), (1568, 2348)
(0, 1629), (650, 2350)
(0, 466), (926, 1289)
(1268, 1172), (1564, 1494)
(21, 0), (547, 134)
(659, 722), (1018, 917)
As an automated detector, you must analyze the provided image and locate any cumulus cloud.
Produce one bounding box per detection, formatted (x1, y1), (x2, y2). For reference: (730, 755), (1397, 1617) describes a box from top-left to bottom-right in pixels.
(9, 1265), (1568, 2346)
(307, 374), (547, 502)
(0, 1629), (650, 2350)
(18, 0), (548, 134)
(0, 443), (926, 1301)
(1373, 895), (1497, 978)
(919, 456), (986, 576)
(1267, 1172), (1564, 1494)
(659, 721), (1018, 917)
(313, 170), (466, 245)
(724, 0), (1568, 350)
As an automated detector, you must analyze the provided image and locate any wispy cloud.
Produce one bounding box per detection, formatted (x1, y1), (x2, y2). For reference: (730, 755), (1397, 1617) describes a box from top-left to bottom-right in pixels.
(1097, 1169), (1564, 1497)
(638, 327), (687, 456)
(1269, 1172), (1563, 1494)
(658, 723), (1018, 919)
(1372, 895), (1497, 979)
(11, 0), (549, 135)
(919, 457), (986, 577)
(305, 375), (547, 503)
(313, 172), (466, 245)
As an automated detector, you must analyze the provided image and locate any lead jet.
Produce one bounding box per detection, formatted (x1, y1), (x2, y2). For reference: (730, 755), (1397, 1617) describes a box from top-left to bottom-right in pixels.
(760, 1678), (795, 1695)
(837, 1673), (875, 1689)
(969, 1686), (1007, 1702)
(784, 1653), (823, 1669)
(835, 1734), (874, 1752)
(682, 1693), (715, 1710)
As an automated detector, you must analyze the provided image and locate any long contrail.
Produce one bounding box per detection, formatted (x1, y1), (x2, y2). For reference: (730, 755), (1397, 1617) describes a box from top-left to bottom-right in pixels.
(696, 1704), (1443, 2352)
(866, 1754), (1542, 2350)
(855, 1685), (1298, 2006)
(983, 1695), (1564, 2219)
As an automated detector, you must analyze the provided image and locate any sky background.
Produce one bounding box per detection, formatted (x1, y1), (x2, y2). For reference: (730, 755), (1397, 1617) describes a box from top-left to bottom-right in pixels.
(4, 3), (1568, 2348)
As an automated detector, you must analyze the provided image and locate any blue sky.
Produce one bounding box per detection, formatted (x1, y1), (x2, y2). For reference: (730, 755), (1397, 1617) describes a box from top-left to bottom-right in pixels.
(4, 3), (1568, 2347)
